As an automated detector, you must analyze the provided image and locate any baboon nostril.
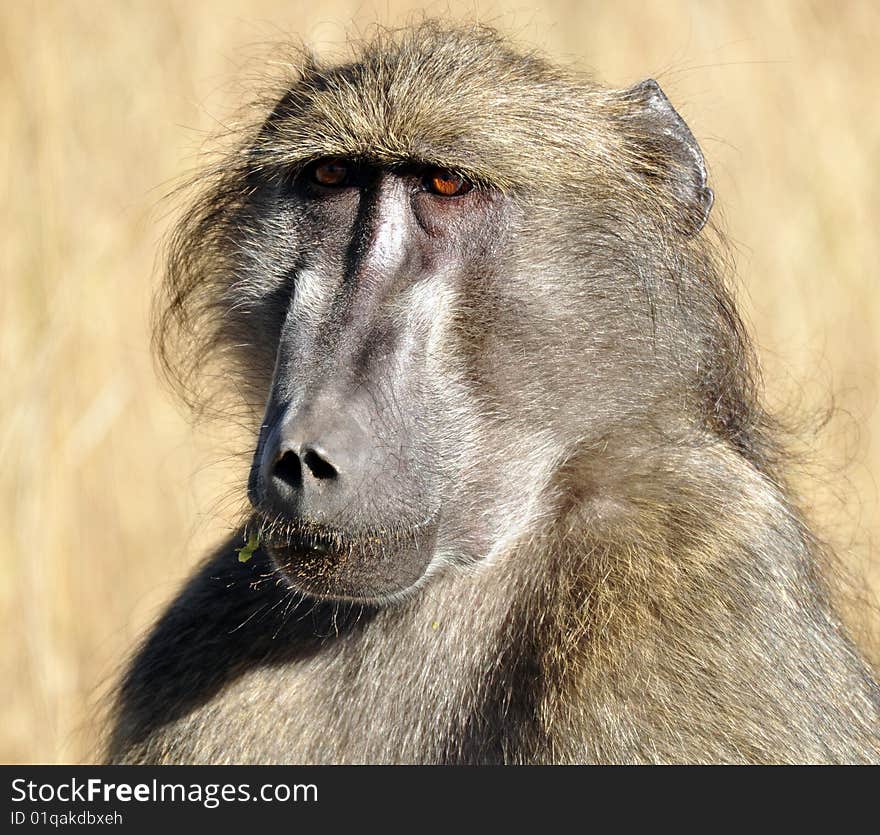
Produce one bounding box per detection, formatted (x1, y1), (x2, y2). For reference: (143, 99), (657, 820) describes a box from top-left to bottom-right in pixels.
(272, 450), (303, 490)
(303, 447), (338, 480)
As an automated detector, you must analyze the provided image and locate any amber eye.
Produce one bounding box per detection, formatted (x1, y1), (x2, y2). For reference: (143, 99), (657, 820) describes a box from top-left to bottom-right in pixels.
(312, 159), (349, 187)
(426, 169), (471, 197)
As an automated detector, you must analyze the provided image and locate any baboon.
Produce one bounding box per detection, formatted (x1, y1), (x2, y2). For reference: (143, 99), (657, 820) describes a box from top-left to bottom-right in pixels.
(108, 22), (880, 764)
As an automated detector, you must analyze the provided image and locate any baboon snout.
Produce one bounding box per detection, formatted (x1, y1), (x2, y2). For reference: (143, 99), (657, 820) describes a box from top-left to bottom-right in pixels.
(249, 401), (374, 525)
(246, 394), (441, 601)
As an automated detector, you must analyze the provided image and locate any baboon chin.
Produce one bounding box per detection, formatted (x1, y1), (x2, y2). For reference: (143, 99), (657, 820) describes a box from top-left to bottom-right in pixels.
(260, 519), (440, 603)
(109, 22), (880, 764)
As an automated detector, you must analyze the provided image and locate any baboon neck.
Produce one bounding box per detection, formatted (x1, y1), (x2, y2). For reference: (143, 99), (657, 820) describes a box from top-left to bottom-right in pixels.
(505, 440), (880, 762)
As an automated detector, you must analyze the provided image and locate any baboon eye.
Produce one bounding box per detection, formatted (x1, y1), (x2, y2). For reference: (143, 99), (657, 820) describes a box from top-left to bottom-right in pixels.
(425, 169), (472, 197)
(311, 159), (349, 187)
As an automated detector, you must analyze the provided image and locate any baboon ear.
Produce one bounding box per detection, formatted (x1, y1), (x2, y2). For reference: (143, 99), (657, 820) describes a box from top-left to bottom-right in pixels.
(621, 79), (714, 233)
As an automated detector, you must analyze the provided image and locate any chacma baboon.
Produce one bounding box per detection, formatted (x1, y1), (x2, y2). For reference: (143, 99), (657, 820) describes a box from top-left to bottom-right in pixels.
(108, 22), (880, 764)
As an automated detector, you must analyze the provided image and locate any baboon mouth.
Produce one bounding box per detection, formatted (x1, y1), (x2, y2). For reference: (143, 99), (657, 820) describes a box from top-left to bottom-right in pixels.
(253, 515), (440, 603)
(262, 525), (352, 556)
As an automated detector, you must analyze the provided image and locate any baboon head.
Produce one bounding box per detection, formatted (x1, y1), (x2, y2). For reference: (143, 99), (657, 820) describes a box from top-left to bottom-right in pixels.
(158, 23), (761, 604)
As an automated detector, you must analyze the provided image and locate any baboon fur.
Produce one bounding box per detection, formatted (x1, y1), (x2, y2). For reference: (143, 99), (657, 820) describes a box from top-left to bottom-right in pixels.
(108, 22), (880, 764)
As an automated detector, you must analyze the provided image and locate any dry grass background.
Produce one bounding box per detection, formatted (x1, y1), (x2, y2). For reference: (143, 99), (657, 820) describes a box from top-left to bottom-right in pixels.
(1, 0), (878, 763)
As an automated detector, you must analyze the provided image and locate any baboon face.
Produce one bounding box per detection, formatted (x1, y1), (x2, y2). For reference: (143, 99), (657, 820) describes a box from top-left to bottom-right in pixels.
(246, 158), (519, 602)
(166, 26), (716, 603)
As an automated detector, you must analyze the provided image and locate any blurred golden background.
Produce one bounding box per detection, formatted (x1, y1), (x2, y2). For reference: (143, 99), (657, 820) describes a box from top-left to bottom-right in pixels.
(1, 0), (878, 763)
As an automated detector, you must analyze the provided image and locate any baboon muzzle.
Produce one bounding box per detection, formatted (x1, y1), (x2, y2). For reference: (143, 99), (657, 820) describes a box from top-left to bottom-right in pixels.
(246, 395), (440, 602)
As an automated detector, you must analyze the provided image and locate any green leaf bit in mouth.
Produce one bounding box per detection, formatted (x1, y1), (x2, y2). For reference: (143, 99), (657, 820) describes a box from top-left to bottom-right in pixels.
(235, 530), (261, 563)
